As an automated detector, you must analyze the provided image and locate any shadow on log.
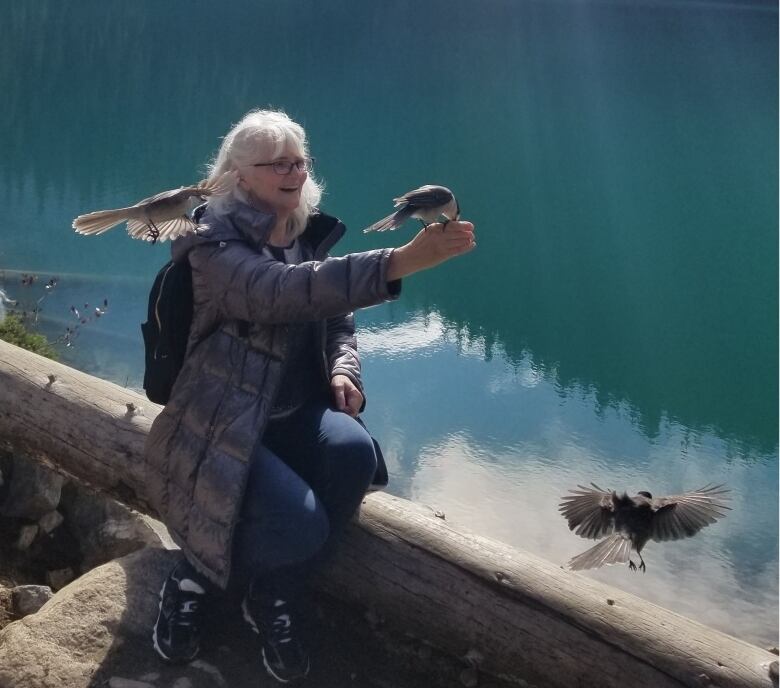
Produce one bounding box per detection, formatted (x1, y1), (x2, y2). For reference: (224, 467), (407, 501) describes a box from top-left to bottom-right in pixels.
(0, 339), (776, 688)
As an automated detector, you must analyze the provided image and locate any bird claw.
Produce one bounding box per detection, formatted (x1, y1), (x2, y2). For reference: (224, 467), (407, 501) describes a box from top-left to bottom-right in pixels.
(639, 561), (646, 573)
(628, 560), (637, 572)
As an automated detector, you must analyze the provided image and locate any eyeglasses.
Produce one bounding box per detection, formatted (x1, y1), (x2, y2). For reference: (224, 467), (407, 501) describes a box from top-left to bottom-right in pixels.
(251, 158), (313, 175)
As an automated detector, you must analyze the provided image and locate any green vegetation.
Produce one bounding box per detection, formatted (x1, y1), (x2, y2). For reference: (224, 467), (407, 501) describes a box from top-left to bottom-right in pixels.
(0, 313), (58, 360)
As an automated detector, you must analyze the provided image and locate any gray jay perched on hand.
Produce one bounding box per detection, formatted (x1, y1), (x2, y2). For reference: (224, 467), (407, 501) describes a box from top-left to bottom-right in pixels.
(72, 170), (237, 243)
(363, 185), (460, 233)
(559, 483), (730, 572)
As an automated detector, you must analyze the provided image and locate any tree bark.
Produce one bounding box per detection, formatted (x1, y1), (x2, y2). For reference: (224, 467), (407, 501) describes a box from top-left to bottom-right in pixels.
(0, 339), (775, 688)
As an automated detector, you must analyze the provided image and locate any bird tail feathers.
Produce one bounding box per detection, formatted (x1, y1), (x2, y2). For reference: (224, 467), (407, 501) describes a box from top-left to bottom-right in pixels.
(362, 206), (414, 233)
(72, 208), (134, 236)
(568, 534), (633, 571)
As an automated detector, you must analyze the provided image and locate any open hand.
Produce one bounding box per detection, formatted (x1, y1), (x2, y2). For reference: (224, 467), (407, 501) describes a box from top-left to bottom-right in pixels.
(386, 220), (475, 280)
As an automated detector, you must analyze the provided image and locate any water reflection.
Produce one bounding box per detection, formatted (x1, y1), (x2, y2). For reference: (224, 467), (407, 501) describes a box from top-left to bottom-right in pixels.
(2, 0), (775, 454)
(1, 253), (776, 645)
(356, 306), (777, 645)
(400, 431), (776, 645)
(0, 0), (775, 646)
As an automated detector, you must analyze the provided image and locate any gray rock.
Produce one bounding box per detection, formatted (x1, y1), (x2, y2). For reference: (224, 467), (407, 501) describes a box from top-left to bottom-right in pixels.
(0, 450), (12, 498)
(59, 481), (171, 570)
(38, 509), (65, 534)
(11, 584), (53, 617)
(0, 547), (455, 688)
(46, 567), (75, 591)
(0, 549), (178, 688)
(189, 660), (227, 687)
(460, 667), (479, 688)
(1, 455), (64, 520)
(15, 524), (39, 550)
(108, 679), (155, 688)
(138, 673), (160, 682)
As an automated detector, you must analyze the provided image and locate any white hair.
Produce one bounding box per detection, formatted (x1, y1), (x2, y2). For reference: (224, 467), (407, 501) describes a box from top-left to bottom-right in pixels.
(207, 109), (323, 239)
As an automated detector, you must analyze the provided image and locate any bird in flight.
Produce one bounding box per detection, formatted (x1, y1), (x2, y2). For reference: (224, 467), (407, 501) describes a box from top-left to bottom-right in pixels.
(72, 170), (237, 243)
(559, 483), (730, 572)
(363, 185), (459, 233)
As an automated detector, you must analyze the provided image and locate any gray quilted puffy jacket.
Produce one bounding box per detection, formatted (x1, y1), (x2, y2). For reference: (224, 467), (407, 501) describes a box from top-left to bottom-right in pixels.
(144, 198), (400, 588)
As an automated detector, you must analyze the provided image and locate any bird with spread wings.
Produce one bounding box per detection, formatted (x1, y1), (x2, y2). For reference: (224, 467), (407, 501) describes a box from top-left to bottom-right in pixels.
(72, 170), (237, 243)
(559, 483), (730, 572)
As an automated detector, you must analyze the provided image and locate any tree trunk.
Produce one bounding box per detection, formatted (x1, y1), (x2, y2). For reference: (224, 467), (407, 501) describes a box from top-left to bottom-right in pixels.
(0, 339), (775, 688)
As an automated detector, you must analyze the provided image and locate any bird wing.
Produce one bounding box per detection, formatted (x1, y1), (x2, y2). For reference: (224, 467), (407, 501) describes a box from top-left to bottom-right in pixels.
(196, 169), (238, 197)
(134, 169), (237, 207)
(649, 484), (731, 542)
(558, 483), (616, 540)
(127, 216), (198, 242)
(393, 185), (454, 209)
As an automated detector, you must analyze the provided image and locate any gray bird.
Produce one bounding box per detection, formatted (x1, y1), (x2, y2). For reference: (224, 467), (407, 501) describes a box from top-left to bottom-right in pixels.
(559, 483), (730, 572)
(363, 184), (460, 233)
(72, 170), (237, 243)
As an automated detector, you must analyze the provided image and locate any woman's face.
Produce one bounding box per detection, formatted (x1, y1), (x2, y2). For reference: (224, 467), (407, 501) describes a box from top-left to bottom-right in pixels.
(238, 143), (308, 217)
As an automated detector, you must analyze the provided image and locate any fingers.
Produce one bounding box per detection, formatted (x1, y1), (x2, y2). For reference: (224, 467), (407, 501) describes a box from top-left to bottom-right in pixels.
(438, 220), (474, 232)
(331, 375), (363, 416)
(388, 220), (476, 279)
(428, 220), (474, 233)
(345, 387), (363, 416)
(332, 382), (347, 412)
(429, 221), (476, 255)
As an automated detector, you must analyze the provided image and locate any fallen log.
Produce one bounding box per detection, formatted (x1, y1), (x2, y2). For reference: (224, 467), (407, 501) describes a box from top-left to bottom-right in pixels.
(0, 339), (776, 688)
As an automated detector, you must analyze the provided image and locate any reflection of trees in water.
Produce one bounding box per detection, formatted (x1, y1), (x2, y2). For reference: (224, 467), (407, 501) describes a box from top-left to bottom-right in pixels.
(403, 285), (776, 459)
(4, 0), (776, 458)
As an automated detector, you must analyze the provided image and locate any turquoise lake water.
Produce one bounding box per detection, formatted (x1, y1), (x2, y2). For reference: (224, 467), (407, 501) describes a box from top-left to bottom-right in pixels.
(1, 0), (777, 644)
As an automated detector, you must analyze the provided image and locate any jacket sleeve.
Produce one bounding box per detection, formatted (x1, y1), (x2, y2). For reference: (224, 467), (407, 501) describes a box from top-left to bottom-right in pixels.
(327, 312), (362, 387)
(188, 240), (401, 324)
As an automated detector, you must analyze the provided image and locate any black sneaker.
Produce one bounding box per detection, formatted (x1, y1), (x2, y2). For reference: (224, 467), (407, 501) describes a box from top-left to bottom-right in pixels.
(152, 561), (207, 663)
(242, 589), (310, 683)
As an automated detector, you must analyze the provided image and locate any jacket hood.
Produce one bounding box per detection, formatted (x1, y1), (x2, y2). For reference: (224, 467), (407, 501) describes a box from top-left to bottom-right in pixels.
(171, 198), (345, 263)
(171, 198), (275, 263)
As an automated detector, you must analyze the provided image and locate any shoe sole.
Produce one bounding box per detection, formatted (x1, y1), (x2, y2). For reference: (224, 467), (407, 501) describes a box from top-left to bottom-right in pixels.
(242, 597), (309, 683)
(152, 577), (199, 663)
(262, 647), (310, 684)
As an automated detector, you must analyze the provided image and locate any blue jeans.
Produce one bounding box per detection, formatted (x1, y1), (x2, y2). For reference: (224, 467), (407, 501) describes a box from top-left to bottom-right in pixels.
(230, 396), (378, 596)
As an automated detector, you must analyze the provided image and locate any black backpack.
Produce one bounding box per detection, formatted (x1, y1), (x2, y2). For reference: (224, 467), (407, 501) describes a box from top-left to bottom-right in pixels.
(141, 260), (193, 404)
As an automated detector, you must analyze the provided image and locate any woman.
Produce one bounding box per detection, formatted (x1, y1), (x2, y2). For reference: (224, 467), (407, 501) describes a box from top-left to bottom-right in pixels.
(144, 109), (475, 683)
